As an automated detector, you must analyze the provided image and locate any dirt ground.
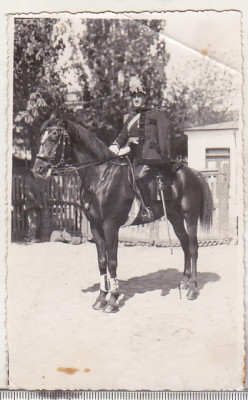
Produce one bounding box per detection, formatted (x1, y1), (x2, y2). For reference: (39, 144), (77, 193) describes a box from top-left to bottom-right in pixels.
(7, 241), (244, 391)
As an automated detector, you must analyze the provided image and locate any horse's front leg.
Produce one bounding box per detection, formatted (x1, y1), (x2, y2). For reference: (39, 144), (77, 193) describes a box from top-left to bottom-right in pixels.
(102, 222), (119, 313)
(90, 222), (109, 310)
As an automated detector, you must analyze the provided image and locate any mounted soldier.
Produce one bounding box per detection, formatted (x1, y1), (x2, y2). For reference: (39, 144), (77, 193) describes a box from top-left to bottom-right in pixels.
(34, 107), (213, 310)
(109, 76), (174, 222)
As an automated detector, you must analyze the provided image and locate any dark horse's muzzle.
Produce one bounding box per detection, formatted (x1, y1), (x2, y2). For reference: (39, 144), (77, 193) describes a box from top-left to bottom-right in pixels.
(32, 156), (52, 178)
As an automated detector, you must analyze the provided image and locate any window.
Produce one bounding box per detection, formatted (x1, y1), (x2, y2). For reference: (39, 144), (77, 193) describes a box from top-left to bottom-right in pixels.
(206, 148), (230, 158)
(206, 148), (230, 171)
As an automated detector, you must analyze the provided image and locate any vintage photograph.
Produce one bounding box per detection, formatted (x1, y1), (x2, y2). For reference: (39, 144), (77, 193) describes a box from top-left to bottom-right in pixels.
(7, 11), (244, 390)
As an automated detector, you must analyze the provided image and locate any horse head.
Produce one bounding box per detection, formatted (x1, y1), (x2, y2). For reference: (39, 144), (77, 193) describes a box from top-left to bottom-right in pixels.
(33, 118), (116, 178)
(33, 123), (70, 178)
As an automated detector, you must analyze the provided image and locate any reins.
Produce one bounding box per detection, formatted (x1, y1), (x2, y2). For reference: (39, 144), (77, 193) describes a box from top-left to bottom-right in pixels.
(51, 158), (115, 175)
(37, 125), (148, 211)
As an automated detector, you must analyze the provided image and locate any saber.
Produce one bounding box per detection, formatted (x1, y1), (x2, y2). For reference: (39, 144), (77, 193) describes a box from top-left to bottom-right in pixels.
(158, 174), (173, 255)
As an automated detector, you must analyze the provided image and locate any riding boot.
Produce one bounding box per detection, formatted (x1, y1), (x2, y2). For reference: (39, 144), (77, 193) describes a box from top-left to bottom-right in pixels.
(137, 177), (154, 223)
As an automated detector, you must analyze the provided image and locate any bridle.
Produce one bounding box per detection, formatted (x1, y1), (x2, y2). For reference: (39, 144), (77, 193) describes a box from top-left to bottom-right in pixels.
(36, 127), (70, 174)
(36, 126), (117, 176)
(35, 125), (136, 197)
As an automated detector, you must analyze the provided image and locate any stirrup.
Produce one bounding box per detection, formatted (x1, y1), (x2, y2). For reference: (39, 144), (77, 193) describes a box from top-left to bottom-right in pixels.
(142, 207), (154, 223)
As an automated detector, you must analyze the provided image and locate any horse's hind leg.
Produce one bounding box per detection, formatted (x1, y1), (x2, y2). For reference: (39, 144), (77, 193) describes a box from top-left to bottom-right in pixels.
(185, 214), (199, 300)
(90, 222), (109, 310)
(167, 206), (191, 290)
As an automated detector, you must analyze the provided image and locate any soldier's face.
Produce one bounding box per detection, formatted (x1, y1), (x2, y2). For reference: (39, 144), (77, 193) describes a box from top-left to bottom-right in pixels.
(132, 93), (145, 109)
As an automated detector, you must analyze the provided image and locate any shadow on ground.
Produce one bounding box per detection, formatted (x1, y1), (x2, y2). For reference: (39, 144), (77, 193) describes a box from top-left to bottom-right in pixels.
(82, 268), (220, 307)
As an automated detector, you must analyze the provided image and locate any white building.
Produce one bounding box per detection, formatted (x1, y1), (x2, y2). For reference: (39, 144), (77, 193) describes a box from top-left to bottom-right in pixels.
(184, 121), (240, 240)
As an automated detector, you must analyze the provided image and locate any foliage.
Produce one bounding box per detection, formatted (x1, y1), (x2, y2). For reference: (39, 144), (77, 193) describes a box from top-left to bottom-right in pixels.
(163, 58), (241, 158)
(72, 18), (169, 144)
(13, 18), (66, 160)
(13, 18), (169, 158)
(13, 17), (241, 162)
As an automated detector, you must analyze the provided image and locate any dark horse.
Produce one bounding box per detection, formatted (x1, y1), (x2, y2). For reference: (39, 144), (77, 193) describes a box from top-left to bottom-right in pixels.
(33, 119), (213, 313)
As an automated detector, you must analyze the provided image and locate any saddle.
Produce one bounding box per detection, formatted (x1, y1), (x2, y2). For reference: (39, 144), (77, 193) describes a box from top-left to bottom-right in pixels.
(81, 156), (181, 211)
(124, 157), (177, 203)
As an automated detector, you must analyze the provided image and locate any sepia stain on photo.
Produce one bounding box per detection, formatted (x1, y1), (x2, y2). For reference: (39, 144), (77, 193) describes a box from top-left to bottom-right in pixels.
(7, 11), (244, 391)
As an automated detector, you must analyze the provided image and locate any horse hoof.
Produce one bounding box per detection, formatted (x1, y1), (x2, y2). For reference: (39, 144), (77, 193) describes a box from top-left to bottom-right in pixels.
(92, 299), (107, 310)
(102, 303), (119, 313)
(179, 280), (189, 290)
(186, 289), (198, 300)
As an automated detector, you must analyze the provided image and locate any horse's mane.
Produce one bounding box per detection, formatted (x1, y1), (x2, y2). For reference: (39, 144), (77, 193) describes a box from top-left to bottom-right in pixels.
(65, 119), (114, 161)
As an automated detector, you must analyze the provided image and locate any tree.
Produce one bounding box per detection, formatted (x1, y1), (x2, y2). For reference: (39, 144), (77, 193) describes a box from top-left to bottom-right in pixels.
(13, 17), (170, 158)
(71, 18), (170, 144)
(13, 18), (67, 161)
(14, 18), (240, 162)
(163, 57), (241, 158)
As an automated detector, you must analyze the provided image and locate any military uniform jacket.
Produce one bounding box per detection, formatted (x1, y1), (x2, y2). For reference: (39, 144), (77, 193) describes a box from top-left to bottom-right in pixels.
(114, 108), (171, 165)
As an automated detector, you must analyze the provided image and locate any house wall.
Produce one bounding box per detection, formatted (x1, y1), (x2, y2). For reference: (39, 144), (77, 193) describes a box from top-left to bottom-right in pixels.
(186, 128), (238, 238)
(186, 129), (237, 198)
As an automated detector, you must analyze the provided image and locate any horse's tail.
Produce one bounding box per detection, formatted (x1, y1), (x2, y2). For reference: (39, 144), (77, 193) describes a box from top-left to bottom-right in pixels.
(196, 171), (214, 231)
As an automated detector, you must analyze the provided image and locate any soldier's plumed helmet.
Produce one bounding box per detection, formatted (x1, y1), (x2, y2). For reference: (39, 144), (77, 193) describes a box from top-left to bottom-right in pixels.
(129, 76), (146, 96)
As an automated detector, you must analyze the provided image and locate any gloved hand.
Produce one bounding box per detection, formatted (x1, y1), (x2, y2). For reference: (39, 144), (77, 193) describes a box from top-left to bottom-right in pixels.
(109, 144), (119, 155)
(118, 146), (131, 156)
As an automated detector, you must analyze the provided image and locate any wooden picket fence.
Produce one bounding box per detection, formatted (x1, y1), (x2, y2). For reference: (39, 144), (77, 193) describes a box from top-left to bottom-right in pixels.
(12, 167), (233, 244)
(12, 173), (27, 238)
(44, 174), (82, 236)
(12, 171), (82, 241)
